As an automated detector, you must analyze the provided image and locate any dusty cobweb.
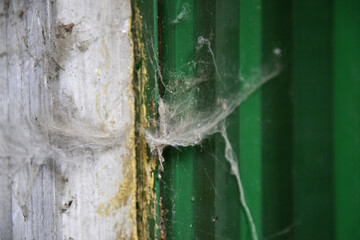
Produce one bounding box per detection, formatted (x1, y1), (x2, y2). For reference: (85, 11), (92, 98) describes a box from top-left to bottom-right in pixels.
(142, 19), (282, 240)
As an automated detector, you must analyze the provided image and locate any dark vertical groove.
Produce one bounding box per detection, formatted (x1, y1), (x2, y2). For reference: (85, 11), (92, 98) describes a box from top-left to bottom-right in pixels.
(156, 2), (166, 238)
(261, 0), (294, 239)
(293, 0), (334, 239)
(192, 0), (217, 239)
(214, 0), (241, 239)
(157, 0), (164, 97)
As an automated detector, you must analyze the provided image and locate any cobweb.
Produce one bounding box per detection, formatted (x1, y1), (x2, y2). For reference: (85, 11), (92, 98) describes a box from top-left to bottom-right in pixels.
(143, 29), (282, 239)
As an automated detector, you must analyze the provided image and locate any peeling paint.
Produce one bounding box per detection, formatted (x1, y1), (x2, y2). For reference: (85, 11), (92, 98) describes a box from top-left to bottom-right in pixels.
(131, 1), (159, 239)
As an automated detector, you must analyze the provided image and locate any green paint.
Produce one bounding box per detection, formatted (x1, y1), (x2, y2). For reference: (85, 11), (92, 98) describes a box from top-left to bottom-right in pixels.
(137, 0), (360, 239)
(132, 0), (159, 238)
(239, 0), (263, 238)
(161, 1), (195, 239)
(261, 0), (294, 239)
(214, 0), (241, 239)
(293, 0), (334, 239)
(192, 1), (217, 239)
(334, 0), (360, 239)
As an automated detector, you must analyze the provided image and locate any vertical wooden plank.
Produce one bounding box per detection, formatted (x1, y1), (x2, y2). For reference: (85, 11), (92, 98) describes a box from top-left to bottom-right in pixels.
(293, 0), (334, 239)
(334, 0), (360, 239)
(239, 0), (263, 238)
(161, 1), (195, 239)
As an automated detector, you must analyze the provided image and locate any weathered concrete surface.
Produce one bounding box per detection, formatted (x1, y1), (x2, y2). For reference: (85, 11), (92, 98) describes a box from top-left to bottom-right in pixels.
(0, 0), (136, 239)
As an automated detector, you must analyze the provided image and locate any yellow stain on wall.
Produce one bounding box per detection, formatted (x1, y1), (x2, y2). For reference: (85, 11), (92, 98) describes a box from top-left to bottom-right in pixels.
(96, 91), (101, 119)
(104, 82), (110, 95)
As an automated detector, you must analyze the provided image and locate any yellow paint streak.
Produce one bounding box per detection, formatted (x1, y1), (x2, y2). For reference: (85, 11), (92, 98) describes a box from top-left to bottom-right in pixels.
(132, 2), (158, 239)
(113, 222), (119, 230)
(96, 91), (101, 118)
(104, 82), (110, 95)
(101, 37), (111, 69)
(95, 151), (135, 217)
(126, 71), (138, 240)
(95, 91), (108, 130)
(102, 164), (109, 169)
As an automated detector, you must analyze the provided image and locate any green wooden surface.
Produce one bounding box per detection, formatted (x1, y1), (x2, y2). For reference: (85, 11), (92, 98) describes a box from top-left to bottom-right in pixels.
(261, 0), (293, 239)
(239, 0), (263, 238)
(192, 1), (217, 239)
(215, 0), (242, 239)
(136, 0), (360, 239)
(153, 1), (161, 237)
(173, 2), (195, 237)
(132, 0), (159, 239)
(293, 1), (334, 239)
(334, 0), (360, 239)
(161, 1), (195, 239)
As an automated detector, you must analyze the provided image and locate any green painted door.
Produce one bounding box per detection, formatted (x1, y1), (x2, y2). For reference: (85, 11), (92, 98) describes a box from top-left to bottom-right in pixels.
(133, 0), (360, 239)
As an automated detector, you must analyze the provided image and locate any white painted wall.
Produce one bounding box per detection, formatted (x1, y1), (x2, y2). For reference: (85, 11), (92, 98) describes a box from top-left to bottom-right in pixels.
(0, 0), (136, 239)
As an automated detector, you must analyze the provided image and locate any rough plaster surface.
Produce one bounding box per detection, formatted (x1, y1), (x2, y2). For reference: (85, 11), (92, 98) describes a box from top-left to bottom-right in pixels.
(0, 0), (136, 239)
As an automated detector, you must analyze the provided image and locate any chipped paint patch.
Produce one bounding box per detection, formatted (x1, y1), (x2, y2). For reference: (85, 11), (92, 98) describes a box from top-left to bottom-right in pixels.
(131, 1), (159, 239)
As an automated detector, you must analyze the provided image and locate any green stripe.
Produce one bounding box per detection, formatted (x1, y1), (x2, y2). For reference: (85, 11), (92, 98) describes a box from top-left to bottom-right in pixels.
(152, 1), (161, 238)
(161, 1), (195, 239)
(293, 0), (334, 239)
(261, 0), (294, 238)
(173, 1), (195, 238)
(192, 0), (216, 239)
(239, 0), (263, 238)
(334, 0), (360, 239)
(214, 0), (241, 239)
(133, 0), (161, 238)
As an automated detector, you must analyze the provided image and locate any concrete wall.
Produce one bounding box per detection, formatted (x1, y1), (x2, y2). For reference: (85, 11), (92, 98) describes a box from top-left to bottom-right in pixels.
(0, 0), (136, 239)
